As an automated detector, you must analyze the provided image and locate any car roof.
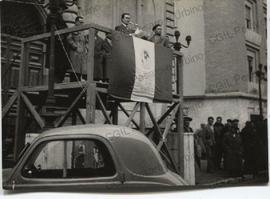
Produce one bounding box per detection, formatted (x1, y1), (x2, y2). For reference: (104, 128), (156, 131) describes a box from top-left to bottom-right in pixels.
(37, 124), (146, 141)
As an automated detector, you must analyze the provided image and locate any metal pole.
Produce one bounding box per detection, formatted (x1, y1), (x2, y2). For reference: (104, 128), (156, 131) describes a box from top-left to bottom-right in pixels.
(176, 53), (184, 175)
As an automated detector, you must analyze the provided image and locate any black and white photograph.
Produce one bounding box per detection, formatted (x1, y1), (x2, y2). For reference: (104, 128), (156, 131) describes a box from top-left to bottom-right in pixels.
(0, 0), (269, 196)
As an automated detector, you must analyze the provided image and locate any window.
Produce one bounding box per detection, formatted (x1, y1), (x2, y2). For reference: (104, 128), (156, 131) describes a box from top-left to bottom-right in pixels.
(245, 5), (252, 29)
(22, 139), (116, 179)
(247, 48), (259, 83)
(248, 56), (254, 82)
(245, 0), (258, 32)
(113, 138), (166, 176)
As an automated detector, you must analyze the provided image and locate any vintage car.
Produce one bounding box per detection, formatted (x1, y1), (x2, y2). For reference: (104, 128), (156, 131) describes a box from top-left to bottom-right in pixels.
(3, 124), (187, 191)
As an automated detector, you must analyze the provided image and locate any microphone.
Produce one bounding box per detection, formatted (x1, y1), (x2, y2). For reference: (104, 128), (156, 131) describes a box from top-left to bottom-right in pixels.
(129, 21), (139, 26)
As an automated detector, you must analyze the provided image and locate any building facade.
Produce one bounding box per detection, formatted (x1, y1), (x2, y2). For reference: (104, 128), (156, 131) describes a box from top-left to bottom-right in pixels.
(175, 0), (267, 129)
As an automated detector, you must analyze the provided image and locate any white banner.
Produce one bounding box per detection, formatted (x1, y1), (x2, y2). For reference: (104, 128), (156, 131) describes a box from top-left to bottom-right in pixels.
(131, 37), (155, 103)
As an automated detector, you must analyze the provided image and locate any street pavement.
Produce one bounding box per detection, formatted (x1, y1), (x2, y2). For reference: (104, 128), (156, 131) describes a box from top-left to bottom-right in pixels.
(195, 160), (268, 186)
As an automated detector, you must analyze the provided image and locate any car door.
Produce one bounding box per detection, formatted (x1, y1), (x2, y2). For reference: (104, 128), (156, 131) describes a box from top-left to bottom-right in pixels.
(7, 135), (123, 191)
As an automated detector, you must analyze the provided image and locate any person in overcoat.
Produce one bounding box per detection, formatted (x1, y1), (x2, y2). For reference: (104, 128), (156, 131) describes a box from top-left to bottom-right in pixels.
(223, 119), (243, 177)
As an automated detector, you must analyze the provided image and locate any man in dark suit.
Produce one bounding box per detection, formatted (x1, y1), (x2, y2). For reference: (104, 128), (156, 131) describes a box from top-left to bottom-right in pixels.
(148, 24), (170, 48)
(203, 116), (216, 173)
(46, 3), (69, 83)
(214, 116), (225, 169)
(102, 33), (113, 82)
(115, 13), (135, 35)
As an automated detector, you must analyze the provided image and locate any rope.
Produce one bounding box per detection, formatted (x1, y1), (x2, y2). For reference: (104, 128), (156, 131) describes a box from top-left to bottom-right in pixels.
(56, 31), (84, 89)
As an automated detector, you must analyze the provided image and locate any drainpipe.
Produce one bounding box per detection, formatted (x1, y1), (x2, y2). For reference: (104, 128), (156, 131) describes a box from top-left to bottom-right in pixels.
(137, 0), (143, 25)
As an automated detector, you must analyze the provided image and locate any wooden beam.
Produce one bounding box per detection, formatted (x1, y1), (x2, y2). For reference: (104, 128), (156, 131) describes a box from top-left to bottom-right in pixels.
(86, 83), (96, 124)
(55, 87), (86, 127)
(21, 92), (45, 129)
(14, 42), (29, 160)
(145, 104), (178, 172)
(76, 109), (86, 124)
(124, 102), (140, 127)
(22, 82), (107, 93)
(176, 53), (185, 176)
(145, 103), (162, 137)
(2, 91), (18, 119)
(111, 102), (118, 125)
(146, 102), (179, 136)
(71, 111), (77, 125)
(86, 27), (96, 124)
(118, 103), (140, 129)
(23, 23), (112, 43)
(140, 103), (146, 133)
(2, 36), (12, 106)
(96, 92), (112, 124)
(157, 104), (179, 151)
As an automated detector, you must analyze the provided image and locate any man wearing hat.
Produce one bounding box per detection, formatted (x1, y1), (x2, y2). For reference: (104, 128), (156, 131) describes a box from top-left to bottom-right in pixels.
(184, 116), (193, 132)
(148, 24), (170, 48)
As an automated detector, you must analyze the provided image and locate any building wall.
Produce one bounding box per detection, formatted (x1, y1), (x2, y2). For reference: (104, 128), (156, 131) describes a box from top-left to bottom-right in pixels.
(174, 0), (206, 96)
(204, 0), (248, 94)
(78, 0), (167, 31)
(184, 97), (267, 130)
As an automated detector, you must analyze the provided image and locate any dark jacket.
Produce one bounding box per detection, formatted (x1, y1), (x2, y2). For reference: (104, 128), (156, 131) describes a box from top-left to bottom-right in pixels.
(148, 35), (170, 48)
(214, 122), (224, 145)
(115, 24), (135, 35)
(203, 124), (215, 147)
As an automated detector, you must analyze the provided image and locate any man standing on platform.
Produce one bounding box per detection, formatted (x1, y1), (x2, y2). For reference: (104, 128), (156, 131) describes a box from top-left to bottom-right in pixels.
(115, 13), (135, 35)
(148, 24), (170, 48)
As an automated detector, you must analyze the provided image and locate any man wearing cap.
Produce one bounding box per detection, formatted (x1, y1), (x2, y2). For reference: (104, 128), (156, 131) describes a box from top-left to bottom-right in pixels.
(203, 116), (216, 173)
(148, 24), (170, 48)
(184, 116), (193, 132)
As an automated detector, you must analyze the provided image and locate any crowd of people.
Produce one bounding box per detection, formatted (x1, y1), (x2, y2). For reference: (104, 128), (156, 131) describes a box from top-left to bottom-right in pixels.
(184, 116), (268, 178)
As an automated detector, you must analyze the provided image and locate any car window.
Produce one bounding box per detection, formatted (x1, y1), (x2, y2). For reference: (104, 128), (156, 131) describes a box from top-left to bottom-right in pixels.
(22, 139), (116, 179)
(113, 137), (165, 176)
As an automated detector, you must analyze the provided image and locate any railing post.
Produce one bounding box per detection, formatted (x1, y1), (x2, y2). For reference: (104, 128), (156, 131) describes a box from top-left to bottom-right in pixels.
(176, 52), (195, 185)
(176, 53), (184, 173)
(140, 102), (146, 133)
(14, 41), (29, 160)
(86, 27), (96, 124)
(112, 103), (118, 125)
